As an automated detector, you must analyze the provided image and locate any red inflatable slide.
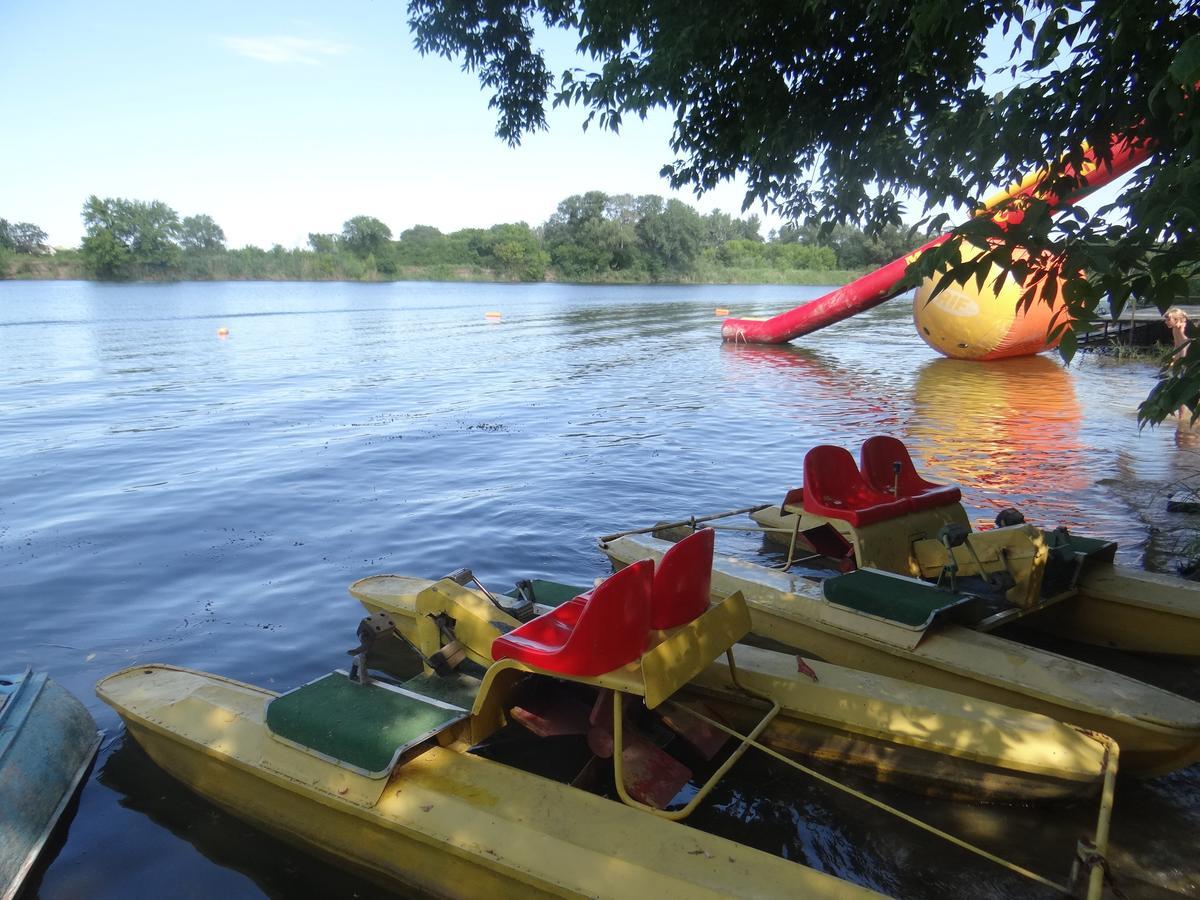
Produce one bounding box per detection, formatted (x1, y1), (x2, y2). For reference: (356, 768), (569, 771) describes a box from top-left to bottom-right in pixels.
(720, 136), (1153, 345)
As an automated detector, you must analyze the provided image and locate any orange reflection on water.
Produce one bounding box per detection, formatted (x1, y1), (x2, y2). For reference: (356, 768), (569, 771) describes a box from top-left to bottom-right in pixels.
(909, 356), (1085, 511)
(719, 343), (894, 423)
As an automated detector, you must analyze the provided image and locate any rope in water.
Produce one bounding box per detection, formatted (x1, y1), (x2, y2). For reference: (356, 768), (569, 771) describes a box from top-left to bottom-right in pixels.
(679, 702), (1083, 896)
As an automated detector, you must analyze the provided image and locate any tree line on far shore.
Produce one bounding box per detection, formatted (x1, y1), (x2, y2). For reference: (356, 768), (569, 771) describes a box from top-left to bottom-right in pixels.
(1, 192), (918, 284)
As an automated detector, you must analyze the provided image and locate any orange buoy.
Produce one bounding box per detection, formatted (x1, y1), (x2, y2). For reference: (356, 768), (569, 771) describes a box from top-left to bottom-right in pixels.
(484, 311), (502, 320)
(216, 327), (230, 338)
(715, 308), (730, 316)
(913, 246), (1071, 360)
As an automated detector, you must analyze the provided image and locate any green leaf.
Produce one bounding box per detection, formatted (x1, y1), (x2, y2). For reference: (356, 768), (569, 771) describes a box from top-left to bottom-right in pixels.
(1169, 34), (1200, 84)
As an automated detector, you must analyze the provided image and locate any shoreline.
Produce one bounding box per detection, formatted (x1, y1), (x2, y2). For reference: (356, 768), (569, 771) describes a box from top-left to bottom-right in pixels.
(0, 264), (863, 287)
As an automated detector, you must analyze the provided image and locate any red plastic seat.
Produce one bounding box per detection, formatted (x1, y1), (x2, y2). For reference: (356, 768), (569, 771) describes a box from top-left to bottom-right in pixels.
(802, 444), (912, 527)
(859, 435), (961, 512)
(491, 560), (653, 676)
(651, 528), (714, 629)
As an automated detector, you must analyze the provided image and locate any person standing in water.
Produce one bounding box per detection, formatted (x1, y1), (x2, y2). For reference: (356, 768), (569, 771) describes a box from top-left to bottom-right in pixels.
(1165, 306), (1190, 353)
(1163, 307), (1197, 441)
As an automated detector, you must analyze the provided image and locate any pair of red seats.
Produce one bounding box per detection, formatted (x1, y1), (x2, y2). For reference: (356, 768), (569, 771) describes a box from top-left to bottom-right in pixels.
(787, 436), (961, 527)
(491, 528), (714, 677)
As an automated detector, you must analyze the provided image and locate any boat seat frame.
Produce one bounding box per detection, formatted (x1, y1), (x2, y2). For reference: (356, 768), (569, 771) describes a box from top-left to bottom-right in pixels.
(469, 591), (780, 820)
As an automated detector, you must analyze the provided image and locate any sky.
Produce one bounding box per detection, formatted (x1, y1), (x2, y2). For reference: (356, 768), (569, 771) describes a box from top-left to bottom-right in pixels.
(0, 0), (776, 250)
(1, 2), (1136, 252)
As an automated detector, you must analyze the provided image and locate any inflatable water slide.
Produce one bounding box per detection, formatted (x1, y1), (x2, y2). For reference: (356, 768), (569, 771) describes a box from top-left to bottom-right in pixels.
(721, 134), (1153, 360)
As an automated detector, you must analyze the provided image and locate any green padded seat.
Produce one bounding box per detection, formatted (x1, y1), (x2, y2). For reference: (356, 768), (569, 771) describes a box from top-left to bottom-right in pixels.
(505, 579), (586, 609)
(266, 671), (468, 777)
(823, 568), (973, 630)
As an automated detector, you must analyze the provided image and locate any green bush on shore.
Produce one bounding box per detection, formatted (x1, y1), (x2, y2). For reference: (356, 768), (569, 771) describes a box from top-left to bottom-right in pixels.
(3, 190), (918, 286)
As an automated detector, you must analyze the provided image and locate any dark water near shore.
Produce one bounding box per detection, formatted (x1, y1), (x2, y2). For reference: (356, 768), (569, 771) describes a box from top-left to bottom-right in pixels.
(2, 279), (1197, 899)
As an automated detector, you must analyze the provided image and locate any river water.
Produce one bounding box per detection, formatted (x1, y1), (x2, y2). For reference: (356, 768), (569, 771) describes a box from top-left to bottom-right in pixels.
(2, 279), (1196, 899)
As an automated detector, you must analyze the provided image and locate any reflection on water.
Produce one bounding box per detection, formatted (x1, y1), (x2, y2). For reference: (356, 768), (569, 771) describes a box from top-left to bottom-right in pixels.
(910, 356), (1088, 523)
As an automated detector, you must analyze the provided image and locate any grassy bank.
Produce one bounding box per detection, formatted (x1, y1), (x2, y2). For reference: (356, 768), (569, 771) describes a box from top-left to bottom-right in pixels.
(0, 250), (860, 287)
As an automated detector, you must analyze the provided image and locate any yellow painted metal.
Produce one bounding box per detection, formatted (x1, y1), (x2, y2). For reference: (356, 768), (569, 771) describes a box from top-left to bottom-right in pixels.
(660, 700), (1119, 900)
(1032, 564), (1200, 656)
(612, 652), (781, 821)
(1077, 732), (1119, 900)
(351, 571), (1110, 799)
(640, 593), (751, 708)
(413, 579), (523, 669)
(911, 523), (1050, 608)
(690, 643), (1103, 789)
(470, 592), (752, 738)
(98, 665), (880, 899)
(601, 532), (1200, 774)
(762, 501), (969, 577)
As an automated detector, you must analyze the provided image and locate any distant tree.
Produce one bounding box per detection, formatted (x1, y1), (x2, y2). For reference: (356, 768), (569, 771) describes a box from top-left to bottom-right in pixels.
(0, 219), (49, 254)
(716, 238), (767, 268)
(80, 196), (181, 277)
(636, 198), (705, 274)
(767, 242), (838, 270)
(80, 227), (130, 279)
(396, 225), (449, 265)
(543, 191), (640, 276)
(341, 216), (393, 259)
(307, 233), (340, 254)
(179, 214), (226, 251)
(704, 210), (762, 248)
(478, 222), (549, 280)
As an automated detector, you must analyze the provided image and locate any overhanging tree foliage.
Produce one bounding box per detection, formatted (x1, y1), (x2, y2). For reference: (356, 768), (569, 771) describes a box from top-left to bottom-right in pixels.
(408, 0), (1200, 423)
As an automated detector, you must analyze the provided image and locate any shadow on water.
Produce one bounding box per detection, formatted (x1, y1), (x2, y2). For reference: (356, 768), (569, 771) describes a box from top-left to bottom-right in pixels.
(86, 737), (413, 900)
(13, 758), (94, 900)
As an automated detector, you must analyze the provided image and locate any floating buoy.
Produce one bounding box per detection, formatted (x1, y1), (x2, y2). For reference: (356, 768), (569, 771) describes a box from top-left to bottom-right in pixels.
(913, 246), (1070, 361)
(216, 327), (230, 338)
(715, 308), (730, 316)
(484, 311), (502, 320)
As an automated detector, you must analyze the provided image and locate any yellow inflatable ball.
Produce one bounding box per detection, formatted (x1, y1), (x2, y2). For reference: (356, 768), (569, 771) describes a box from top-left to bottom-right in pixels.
(913, 248), (1071, 361)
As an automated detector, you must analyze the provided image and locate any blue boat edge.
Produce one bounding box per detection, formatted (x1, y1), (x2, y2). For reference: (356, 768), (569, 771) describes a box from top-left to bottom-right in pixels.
(1, 669), (102, 900)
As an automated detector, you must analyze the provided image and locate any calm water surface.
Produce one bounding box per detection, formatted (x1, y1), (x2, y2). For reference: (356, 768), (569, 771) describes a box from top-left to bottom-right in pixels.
(2, 280), (1197, 898)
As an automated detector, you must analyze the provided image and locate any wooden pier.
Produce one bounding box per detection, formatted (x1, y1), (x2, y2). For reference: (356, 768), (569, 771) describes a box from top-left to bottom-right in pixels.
(1077, 304), (1200, 351)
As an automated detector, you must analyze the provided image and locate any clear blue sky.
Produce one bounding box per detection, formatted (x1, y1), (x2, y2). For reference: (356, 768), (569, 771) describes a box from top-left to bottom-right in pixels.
(0, 0), (772, 249)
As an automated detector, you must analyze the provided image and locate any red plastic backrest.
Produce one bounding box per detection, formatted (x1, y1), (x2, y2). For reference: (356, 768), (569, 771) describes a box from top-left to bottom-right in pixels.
(803, 444), (896, 512)
(860, 435), (938, 496)
(651, 528), (714, 629)
(564, 559), (653, 673)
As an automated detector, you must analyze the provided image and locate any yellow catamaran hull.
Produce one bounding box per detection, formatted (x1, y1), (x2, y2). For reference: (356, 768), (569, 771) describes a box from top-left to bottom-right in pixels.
(600, 532), (1200, 775)
(97, 665), (879, 900)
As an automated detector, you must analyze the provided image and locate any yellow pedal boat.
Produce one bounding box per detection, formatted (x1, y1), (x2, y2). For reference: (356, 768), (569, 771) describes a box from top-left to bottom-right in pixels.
(599, 528), (1200, 775)
(99, 579), (897, 899)
(749, 437), (1200, 659)
(348, 531), (1109, 806)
